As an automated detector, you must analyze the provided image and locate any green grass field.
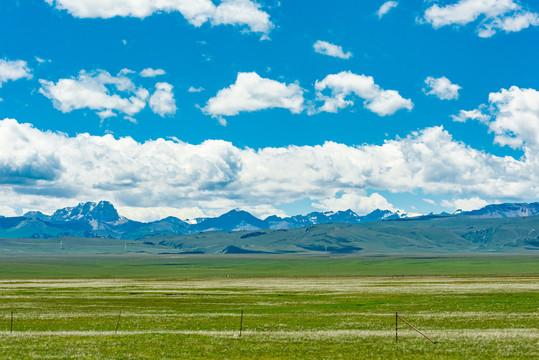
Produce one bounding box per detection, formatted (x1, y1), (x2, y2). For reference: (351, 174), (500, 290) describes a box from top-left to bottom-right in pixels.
(0, 255), (537, 359)
(0, 254), (538, 278)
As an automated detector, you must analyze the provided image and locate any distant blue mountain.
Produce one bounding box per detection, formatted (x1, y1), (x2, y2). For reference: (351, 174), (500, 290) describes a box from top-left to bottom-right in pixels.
(264, 209), (397, 229)
(22, 211), (51, 222)
(461, 202), (539, 218)
(194, 209), (266, 232)
(1, 201), (539, 240)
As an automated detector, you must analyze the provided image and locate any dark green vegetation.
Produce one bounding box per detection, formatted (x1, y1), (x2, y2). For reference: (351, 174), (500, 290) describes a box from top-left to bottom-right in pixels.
(0, 273), (537, 359)
(0, 255), (537, 278)
(3, 214), (539, 255)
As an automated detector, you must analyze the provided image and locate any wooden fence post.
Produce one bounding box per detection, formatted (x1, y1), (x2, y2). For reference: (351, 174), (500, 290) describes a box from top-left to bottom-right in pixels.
(395, 312), (398, 342)
(115, 311), (122, 333)
(239, 310), (244, 337)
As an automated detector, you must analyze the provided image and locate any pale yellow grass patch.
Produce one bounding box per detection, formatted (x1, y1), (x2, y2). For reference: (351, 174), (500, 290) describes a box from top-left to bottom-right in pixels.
(0, 328), (536, 340)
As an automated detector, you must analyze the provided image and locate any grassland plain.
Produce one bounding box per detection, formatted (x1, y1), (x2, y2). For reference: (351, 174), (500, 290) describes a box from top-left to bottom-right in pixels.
(0, 255), (537, 359)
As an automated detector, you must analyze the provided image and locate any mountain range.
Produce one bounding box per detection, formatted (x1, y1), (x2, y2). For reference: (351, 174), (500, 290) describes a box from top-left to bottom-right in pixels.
(1, 201), (539, 242)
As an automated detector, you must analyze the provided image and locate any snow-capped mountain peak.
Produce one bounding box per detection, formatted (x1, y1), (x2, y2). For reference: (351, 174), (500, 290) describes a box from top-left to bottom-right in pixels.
(51, 201), (120, 223)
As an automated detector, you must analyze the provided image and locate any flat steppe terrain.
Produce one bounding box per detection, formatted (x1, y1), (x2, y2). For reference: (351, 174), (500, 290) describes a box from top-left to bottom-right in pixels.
(0, 255), (537, 359)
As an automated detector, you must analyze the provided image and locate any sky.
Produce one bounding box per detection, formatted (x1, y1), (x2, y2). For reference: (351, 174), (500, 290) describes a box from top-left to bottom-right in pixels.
(1, 0), (539, 221)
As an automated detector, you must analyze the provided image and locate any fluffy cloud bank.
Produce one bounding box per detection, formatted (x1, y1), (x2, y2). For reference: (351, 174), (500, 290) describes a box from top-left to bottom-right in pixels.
(440, 197), (490, 212)
(2, 117), (538, 219)
(45, 0), (273, 34)
(313, 41), (352, 59)
(314, 71), (413, 116)
(0, 59), (32, 87)
(39, 69), (176, 119)
(202, 72), (304, 124)
(454, 86), (539, 149)
(313, 192), (397, 215)
(423, 0), (539, 37)
(424, 76), (461, 100)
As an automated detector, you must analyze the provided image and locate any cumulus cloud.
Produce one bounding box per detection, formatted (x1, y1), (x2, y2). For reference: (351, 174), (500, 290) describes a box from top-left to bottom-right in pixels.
(3, 118), (539, 219)
(39, 70), (148, 119)
(440, 197), (489, 211)
(140, 68), (165, 77)
(314, 71), (413, 116)
(486, 86), (539, 149)
(149, 82), (177, 117)
(455, 86), (539, 149)
(202, 72), (304, 124)
(422, 0), (539, 37)
(424, 76), (461, 100)
(313, 191), (396, 215)
(117, 205), (205, 222)
(211, 0), (273, 34)
(0, 59), (32, 87)
(39, 69), (177, 119)
(45, 0), (273, 34)
(313, 40), (352, 59)
(377, 1), (398, 18)
(202, 71), (412, 121)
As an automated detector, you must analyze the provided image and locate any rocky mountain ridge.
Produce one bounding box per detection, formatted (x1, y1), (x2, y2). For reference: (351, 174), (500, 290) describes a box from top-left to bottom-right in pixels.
(0, 201), (538, 240)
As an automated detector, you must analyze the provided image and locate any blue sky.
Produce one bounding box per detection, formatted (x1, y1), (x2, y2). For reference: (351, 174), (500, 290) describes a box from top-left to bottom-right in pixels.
(1, 0), (538, 221)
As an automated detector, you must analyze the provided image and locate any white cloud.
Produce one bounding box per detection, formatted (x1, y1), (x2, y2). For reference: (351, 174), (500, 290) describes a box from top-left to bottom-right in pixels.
(193, 199), (286, 219)
(202, 72), (304, 123)
(0, 205), (18, 217)
(424, 76), (461, 100)
(451, 109), (490, 123)
(45, 0), (273, 34)
(39, 69), (177, 119)
(486, 86), (539, 149)
(211, 0), (273, 34)
(39, 70), (149, 119)
(313, 191), (396, 215)
(149, 82), (177, 117)
(441, 197), (489, 211)
(97, 109), (118, 120)
(35, 57), (51, 64)
(313, 40), (352, 59)
(4, 118), (539, 218)
(423, 0), (539, 37)
(0, 59), (32, 87)
(140, 68), (165, 77)
(314, 71), (413, 116)
(377, 1), (398, 18)
(188, 86), (204, 92)
(204, 71), (412, 121)
(455, 86), (539, 149)
(117, 205), (205, 222)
